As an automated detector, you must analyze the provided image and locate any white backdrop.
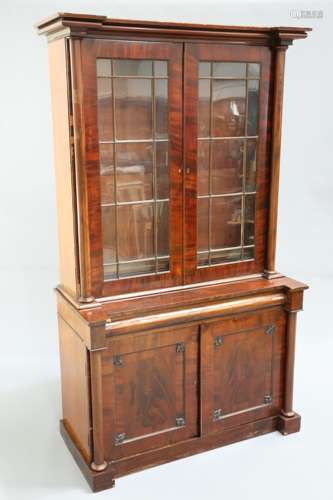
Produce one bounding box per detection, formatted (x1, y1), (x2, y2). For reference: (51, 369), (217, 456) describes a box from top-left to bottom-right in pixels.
(0, 1), (332, 499)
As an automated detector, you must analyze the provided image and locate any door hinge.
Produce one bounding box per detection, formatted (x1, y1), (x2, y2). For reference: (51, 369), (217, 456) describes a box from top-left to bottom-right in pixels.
(213, 408), (223, 421)
(265, 324), (276, 336)
(175, 416), (185, 427)
(214, 336), (224, 347)
(114, 432), (126, 445)
(113, 355), (123, 367)
(264, 394), (273, 404)
(176, 342), (185, 353)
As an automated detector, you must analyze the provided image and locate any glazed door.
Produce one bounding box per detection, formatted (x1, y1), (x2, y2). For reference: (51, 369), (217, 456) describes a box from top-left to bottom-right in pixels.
(74, 39), (183, 297)
(201, 307), (286, 434)
(184, 43), (272, 284)
(102, 325), (199, 460)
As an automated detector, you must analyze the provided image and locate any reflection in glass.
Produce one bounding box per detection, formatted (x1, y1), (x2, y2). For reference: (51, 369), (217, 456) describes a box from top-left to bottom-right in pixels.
(116, 143), (153, 202)
(156, 142), (169, 200)
(199, 61), (211, 77)
(102, 206), (116, 263)
(196, 60), (260, 268)
(211, 248), (242, 264)
(114, 78), (152, 140)
(157, 201), (169, 256)
(117, 203), (154, 261)
(247, 63), (260, 78)
(119, 260), (155, 278)
(197, 198), (209, 252)
(245, 139), (257, 192)
(97, 78), (113, 142)
(113, 60), (152, 76)
(213, 62), (246, 78)
(97, 59), (171, 280)
(198, 80), (211, 137)
(97, 59), (112, 77)
(244, 195), (255, 246)
(212, 139), (244, 194)
(100, 144), (114, 204)
(197, 140), (209, 196)
(247, 79), (259, 136)
(155, 79), (168, 139)
(211, 196), (242, 249)
(212, 80), (246, 137)
(154, 60), (168, 77)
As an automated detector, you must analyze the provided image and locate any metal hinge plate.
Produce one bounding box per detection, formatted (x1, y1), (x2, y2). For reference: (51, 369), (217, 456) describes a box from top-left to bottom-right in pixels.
(114, 432), (126, 445)
(214, 336), (224, 347)
(113, 355), (123, 367)
(213, 408), (223, 421)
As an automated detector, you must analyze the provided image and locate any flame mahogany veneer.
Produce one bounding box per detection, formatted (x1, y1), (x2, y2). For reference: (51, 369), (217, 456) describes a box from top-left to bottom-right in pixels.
(37, 13), (310, 492)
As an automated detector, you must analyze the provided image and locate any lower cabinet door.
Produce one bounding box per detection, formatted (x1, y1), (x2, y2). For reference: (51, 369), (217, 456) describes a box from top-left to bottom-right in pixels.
(201, 307), (286, 434)
(102, 325), (199, 460)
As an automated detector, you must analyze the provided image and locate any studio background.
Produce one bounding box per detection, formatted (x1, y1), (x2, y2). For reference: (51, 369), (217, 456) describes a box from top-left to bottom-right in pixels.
(0, 1), (332, 499)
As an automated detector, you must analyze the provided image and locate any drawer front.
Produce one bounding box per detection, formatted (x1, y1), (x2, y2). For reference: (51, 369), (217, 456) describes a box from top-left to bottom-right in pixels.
(102, 325), (199, 460)
(201, 307), (286, 434)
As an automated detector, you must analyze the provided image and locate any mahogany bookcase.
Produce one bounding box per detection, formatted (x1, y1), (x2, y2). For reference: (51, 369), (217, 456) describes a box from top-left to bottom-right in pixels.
(37, 13), (310, 492)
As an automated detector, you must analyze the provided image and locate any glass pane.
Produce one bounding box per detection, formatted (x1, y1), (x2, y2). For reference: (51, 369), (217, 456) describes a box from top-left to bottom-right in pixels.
(211, 248), (242, 264)
(198, 252), (209, 267)
(113, 60), (152, 76)
(212, 80), (246, 137)
(157, 201), (169, 256)
(244, 195), (255, 246)
(97, 59), (112, 77)
(97, 78), (113, 142)
(119, 259), (155, 278)
(247, 80), (259, 136)
(104, 264), (117, 280)
(213, 62), (246, 78)
(243, 246), (255, 260)
(157, 257), (169, 272)
(155, 79), (168, 140)
(117, 203), (154, 260)
(154, 61), (168, 77)
(102, 206), (116, 263)
(198, 140), (210, 196)
(248, 63), (260, 78)
(156, 142), (169, 199)
(211, 139), (244, 194)
(97, 59), (171, 281)
(197, 198), (209, 251)
(199, 62), (211, 77)
(116, 143), (153, 202)
(198, 80), (211, 137)
(100, 144), (114, 204)
(114, 78), (152, 140)
(245, 139), (257, 192)
(211, 196), (242, 249)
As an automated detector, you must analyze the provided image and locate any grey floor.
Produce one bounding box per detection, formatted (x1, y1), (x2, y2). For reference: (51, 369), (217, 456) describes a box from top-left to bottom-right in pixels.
(1, 272), (332, 500)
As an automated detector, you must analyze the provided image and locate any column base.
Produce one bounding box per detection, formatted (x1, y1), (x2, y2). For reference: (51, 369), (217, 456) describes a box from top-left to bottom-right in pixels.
(278, 412), (301, 435)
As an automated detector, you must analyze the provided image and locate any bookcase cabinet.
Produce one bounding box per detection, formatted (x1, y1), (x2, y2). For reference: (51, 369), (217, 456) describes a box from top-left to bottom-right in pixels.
(37, 13), (310, 492)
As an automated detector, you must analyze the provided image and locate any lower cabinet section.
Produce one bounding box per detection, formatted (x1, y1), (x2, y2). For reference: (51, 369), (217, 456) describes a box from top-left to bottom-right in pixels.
(101, 306), (286, 461)
(102, 325), (199, 460)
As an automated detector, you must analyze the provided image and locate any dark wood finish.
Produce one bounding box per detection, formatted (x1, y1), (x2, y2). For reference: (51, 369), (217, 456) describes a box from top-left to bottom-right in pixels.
(102, 325), (198, 460)
(38, 14), (309, 492)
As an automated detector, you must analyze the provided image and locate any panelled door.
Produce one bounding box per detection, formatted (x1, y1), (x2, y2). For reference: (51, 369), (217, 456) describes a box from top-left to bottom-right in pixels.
(75, 39), (183, 297)
(184, 43), (272, 284)
(102, 325), (199, 460)
(201, 307), (286, 434)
